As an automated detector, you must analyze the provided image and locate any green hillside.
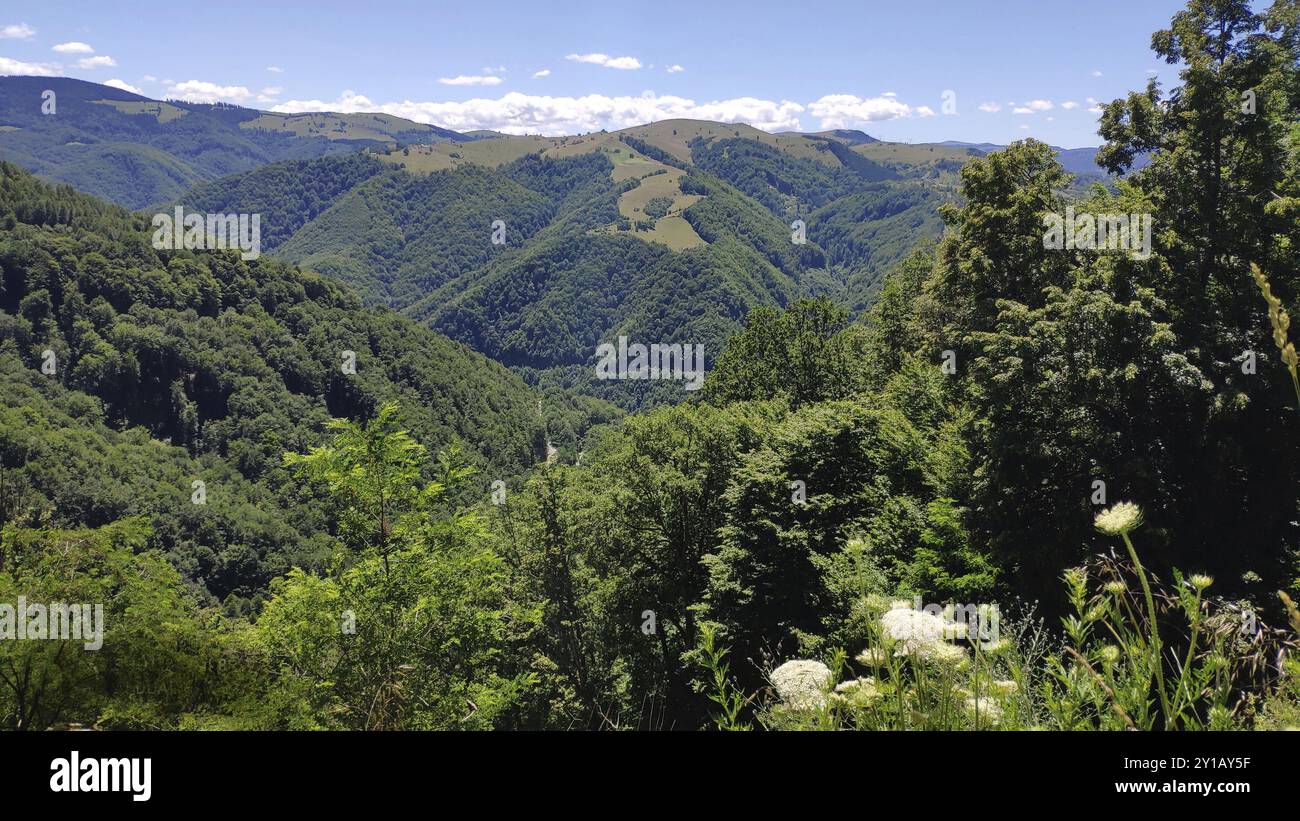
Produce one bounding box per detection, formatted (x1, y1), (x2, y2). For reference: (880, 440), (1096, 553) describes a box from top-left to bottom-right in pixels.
(0, 160), (602, 604)
(171, 119), (962, 408)
(0, 77), (466, 209)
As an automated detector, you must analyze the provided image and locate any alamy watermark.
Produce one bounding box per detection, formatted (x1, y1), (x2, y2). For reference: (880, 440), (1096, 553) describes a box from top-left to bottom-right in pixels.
(151, 207), (261, 260)
(0, 597), (103, 650)
(911, 596), (1001, 647)
(595, 336), (705, 391)
(1043, 206), (1152, 260)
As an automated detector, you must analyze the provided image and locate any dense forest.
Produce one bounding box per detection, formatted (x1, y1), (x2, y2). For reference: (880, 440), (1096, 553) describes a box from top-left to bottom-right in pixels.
(0, 0), (1298, 732)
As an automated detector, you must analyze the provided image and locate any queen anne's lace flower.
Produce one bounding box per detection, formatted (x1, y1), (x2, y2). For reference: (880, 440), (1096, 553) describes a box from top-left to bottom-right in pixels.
(1094, 502), (1143, 536)
(880, 605), (968, 664)
(855, 647), (889, 666)
(770, 660), (831, 709)
(965, 696), (1003, 724)
(834, 676), (882, 705)
(881, 606), (948, 648)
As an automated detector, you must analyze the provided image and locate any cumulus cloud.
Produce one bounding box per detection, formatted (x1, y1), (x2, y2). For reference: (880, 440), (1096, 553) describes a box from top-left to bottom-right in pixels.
(76, 55), (117, 69)
(1025, 99), (1053, 111)
(53, 41), (94, 54)
(272, 90), (807, 134)
(978, 101), (1002, 113)
(806, 93), (932, 128)
(1091, 69), (1103, 77)
(565, 53), (642, 70)
(167, 80), (254, 104)
(666, 64), (684, 74)
(532, 69), (550, 78)
(1013, 107), (1033, 114)
(0, 23), (35, 39)
(439, 75), (503, 86)
(266, 66), (283, 73)
(0, 56), (57, 76)
(104, 78), (143, 94)
(1060, 100), (1079, 109)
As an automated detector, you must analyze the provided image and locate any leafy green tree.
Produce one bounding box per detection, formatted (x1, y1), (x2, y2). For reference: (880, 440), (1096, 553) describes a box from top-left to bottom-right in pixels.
(255, 403), (529, 729)
(704, 297), (870, 408)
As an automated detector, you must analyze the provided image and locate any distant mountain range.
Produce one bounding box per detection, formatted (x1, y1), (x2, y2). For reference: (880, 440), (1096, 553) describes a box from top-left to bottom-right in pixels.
(0, 77), (1131, 408)
(0, 77), (1124, 210)
(0, 77), (470, 208)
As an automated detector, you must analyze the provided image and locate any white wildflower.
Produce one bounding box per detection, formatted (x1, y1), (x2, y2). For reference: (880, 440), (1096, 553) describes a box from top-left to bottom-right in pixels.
(991, 679), (1019, 696)
(880, 606), (967, 664)
(770, 660), (831, 709)
(855, 647), (889, 666)
(965, 696), (1003, 724)
(1094, 501), (1143, 536)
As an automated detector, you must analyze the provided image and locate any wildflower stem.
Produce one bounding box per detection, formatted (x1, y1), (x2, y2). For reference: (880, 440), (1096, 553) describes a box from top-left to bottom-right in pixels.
(1120, 531), (1172, 728)
(1173, 589), (1204, 722)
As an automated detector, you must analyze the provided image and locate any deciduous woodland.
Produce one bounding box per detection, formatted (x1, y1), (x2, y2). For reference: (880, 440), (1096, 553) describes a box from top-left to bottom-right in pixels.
(0, 0), (1298, 731)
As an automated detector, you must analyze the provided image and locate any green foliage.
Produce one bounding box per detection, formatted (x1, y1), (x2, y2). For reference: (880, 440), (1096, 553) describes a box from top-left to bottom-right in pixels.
(694, 623), (751, 730)
(255, 405), (528, 729)
(703, 297), (869, 407)
(0, 518), (251, 730)
(0, 160), (548, 602)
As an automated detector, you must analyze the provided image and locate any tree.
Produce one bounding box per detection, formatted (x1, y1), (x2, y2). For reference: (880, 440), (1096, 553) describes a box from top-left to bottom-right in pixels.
(256, 403), (529, 729)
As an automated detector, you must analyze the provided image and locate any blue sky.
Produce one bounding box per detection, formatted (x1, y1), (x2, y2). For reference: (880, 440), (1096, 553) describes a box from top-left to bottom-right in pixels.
(0, 0), (1211, 146)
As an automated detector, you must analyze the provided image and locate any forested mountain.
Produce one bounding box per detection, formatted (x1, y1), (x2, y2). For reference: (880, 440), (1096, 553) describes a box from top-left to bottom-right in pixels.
(0, 77), (467, 208)
(170, 117), (981, 407)
(0, 75), (1111, 410)
(0, 160), (621, 608)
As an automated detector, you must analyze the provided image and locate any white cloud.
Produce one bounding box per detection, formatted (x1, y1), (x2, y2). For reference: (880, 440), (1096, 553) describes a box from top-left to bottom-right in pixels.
(666, 64), (684, 74)
(53, 41), (94, 54)
(1086, 97), (1098, 104)
(76, 55), (117, 69)
(1046, 116), (1055, 122)
(807, 94), (934, 128)
(273, 90), (806, 134)
(1012, 107), (1033, 114)
(1060, 100), (1079, 110)
(167, 80), (255, 104)
(882, 91), (897, 98)
(439, 75), (503, 86)
(1025, 99), (1053, 111)
(977, 101), (1001, 113)
(141, 74), (157, 82)
(1088, 106), (1103, 114)
(482, 65), (506, 73)
(267, 66), (282, 73)
(1091, 69), (1103, 77)
(104, 78), (143, 94)
(532, 69), (550, 78)
(1019, 124), (1030, 130)
(565, 53), (642, 70)
(257, 85), (282, 103)
(0, 55), (57, 76)
(0, 23), (35, 40)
